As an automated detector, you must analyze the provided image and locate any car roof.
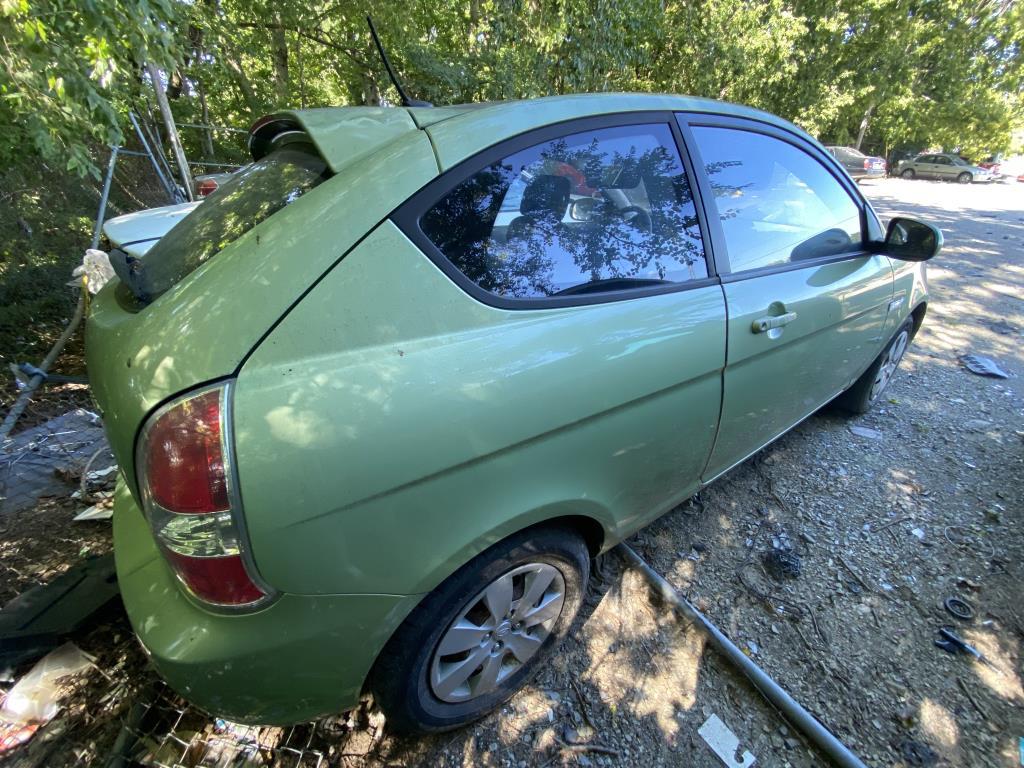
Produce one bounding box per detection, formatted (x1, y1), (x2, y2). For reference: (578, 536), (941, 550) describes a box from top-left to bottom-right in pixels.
(412, 93), (814, 170)
(268, 94), (815, 173)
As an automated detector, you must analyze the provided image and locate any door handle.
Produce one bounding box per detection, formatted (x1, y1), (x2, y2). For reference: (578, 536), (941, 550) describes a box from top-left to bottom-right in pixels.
(752, 312), (797, 334)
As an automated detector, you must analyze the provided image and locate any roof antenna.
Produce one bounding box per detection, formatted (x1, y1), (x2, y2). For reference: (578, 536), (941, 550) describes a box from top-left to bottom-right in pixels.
(366, 15), (432, 108)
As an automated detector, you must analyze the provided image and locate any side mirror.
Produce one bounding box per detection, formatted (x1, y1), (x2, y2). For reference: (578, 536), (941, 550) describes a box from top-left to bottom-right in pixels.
(877, 217), (942, 261)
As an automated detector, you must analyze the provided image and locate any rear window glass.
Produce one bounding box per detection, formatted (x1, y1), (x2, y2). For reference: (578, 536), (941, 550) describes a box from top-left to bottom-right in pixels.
(114, 143), (328, 302)
(419, 123), (707, 300)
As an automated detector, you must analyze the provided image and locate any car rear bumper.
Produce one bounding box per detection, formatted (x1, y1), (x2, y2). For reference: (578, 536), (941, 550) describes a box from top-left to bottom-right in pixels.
(112, 481), (420, 724)
(851, 168), (886, 179)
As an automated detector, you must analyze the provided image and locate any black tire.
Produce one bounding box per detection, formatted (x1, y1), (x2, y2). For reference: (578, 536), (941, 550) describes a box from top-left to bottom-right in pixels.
(370, 526), (590, 734)
(835, 319), (914, 415)
(901, 168), (915, 179)
(957, 171), (972, 184)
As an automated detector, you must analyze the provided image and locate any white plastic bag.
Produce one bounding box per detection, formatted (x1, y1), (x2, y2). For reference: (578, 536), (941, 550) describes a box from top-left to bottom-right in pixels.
(70, 249), (116, 294)
(0, 643), (94, 724)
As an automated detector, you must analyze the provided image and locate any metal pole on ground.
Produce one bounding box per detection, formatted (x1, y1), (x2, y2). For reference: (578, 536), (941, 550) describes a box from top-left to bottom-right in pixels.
(618, 544), (869, 768)
(0, 145), (120, 440)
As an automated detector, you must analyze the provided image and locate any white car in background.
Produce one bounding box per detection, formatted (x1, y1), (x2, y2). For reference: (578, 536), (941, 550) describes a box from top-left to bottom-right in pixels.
(102, 201), (201, 258)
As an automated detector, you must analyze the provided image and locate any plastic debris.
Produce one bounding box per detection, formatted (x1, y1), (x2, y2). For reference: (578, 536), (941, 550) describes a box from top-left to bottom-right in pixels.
(72, 503), (113, 521)
(70, 249), (115, 294)
(84, 465), (118, 482)
(849, 425), (882, 439)
(959, 354), (1010, 379)
(699, 713), (756, 767)
(0, 643), (93, 753)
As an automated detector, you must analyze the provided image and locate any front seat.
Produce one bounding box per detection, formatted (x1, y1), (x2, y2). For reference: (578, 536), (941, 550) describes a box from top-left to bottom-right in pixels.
(505, 174), (572, 244)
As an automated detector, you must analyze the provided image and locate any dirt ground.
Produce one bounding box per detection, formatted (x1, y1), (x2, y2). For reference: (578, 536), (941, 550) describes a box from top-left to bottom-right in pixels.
(1, 177), (1021, 767)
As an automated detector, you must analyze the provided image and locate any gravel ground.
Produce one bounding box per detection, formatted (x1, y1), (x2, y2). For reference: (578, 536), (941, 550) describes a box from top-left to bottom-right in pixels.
(1, 177), (1021, 767)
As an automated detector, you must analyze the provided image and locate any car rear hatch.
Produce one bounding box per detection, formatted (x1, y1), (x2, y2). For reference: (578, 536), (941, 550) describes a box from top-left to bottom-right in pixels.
(86, 106), (439, 493)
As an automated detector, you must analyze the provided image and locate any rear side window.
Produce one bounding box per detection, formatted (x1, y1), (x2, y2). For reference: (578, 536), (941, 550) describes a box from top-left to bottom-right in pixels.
(115, 142), (328, 302)
(419, 123), (707, 300)
(690, 126), (862, 274)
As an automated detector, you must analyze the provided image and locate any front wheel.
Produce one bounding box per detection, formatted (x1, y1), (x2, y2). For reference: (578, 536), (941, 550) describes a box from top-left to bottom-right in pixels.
(957, 172), (972, 184)
(835, 320), (913, 414)
(370, 526), (589, 733)
(901, 168), (915, 179)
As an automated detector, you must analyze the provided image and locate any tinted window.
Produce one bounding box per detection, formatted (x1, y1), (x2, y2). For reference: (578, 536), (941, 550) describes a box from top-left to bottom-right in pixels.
(420, 124), (707, 299)
(690, 126), (862, 273)
(115, 143), (328, 302)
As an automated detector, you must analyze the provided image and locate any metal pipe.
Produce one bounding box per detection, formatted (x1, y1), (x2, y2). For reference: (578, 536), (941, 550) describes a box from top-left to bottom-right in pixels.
(617, 544), (868, 768)
(0, 295), (85, 440)
(0, 142), (120, 439)
(145, 62), (194, 201)
(91, 146), (118, 249)
(129, 112), (178, 203)
(177, 122), (247, 134)
(186, 160), (245, 169)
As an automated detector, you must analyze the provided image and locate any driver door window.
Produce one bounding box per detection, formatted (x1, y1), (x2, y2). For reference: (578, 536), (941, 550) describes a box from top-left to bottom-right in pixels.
(690, 126), (863, 273)
(419, 123), (707, 300)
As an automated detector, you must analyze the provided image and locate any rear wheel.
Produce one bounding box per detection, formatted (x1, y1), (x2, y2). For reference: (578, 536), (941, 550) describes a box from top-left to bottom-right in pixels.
(835, 319), (913, 414)
(957, 171), (972, 184)
(901, 168), (915, 179)
(370, 526), (589, 733)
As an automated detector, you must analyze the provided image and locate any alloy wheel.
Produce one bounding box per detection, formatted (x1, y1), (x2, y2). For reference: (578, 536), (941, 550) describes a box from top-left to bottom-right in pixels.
(869, 329), (909, 402)
(429, 563), (565, 703)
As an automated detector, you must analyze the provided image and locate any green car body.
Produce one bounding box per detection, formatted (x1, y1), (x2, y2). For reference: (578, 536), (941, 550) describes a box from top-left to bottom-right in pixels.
(86, 94), (930, 725)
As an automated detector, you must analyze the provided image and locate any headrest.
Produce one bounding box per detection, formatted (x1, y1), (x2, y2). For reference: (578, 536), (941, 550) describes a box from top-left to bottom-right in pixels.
(520, 174), (571, 218)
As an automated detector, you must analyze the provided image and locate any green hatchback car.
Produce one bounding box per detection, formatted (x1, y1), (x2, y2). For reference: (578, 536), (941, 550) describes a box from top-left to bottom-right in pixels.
(86, 94), (939, 733)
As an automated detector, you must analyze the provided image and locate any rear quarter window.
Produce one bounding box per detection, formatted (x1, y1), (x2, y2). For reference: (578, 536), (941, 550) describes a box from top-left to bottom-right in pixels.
(417, 123), (708, 302)
(114, 142), (329, 303)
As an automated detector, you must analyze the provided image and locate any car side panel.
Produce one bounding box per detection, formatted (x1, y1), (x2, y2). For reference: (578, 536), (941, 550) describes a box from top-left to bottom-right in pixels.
(234, 221), (726, 596)
(702, 255), (893, 481)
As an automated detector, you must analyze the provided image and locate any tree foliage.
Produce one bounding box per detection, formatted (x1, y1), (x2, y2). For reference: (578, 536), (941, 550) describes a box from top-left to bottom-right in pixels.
(2, 0), (1022, 177)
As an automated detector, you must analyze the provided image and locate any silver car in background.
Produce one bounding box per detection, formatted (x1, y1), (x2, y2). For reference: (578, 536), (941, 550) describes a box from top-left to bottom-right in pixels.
(825, 146), (886, 181)
(897, 153), (994, 184)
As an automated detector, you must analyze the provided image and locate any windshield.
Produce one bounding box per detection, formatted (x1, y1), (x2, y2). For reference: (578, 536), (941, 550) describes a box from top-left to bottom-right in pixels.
(952, 156), (971, 166)
(112, 143), (328, 303)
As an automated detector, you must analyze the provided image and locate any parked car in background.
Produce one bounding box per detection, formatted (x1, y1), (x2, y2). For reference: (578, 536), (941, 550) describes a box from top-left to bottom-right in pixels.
(192, 166), (244, 197)
(102, 200), (201, 258)
(976, 156), (1004, 181)
(86, 93), (939, 733)
(897, 153), (994, 183)
(825, 146), (886, 180)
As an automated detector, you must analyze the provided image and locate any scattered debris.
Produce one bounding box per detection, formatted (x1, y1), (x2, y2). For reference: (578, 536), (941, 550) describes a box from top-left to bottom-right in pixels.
(959, 353), (1010, 378)
(911, 527), (926, 541)
(763, 549), (801, 580)
(72, 504), (113, 522)
(898, 738), (938, 766)
(699, 714), (756, 768)
(0, 554), (118, 668)
(849, 425), (882, 439)
(0, 643), (93, 754)
(934, 627), (996, 668)
(943, 596), (975, 621)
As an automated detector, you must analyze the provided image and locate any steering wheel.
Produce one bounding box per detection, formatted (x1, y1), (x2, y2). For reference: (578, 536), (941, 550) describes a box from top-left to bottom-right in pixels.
(619, 206), (653, 233)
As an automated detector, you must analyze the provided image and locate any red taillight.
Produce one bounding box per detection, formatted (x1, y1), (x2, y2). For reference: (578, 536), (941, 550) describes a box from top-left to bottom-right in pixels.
(144, 390), (228, 513)
(864, 159), (871, 169)
(138, 384), (272, 608)
(196, 179), (219, 197)
(163, 551), (266, 605)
